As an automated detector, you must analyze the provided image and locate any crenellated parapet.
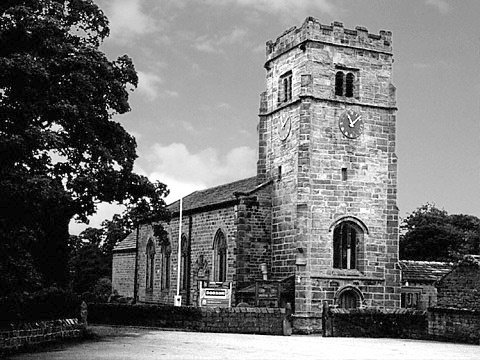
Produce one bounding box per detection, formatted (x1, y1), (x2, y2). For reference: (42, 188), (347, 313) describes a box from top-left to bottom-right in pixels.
(265, 17), (392, 66)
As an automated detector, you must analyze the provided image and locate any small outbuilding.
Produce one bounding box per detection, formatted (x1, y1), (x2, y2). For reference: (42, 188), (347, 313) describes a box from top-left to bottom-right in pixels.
(427, 255), (480, 344)
(398, 260), (452, 309)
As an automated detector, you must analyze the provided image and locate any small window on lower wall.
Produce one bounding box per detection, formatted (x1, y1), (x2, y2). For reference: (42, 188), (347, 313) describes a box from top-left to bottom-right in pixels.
(401, 291), (420, 308)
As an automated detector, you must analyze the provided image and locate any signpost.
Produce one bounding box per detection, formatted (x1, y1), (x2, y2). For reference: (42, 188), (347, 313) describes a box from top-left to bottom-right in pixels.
(255, 281), (281, 307)
(198, 281), (232, 308)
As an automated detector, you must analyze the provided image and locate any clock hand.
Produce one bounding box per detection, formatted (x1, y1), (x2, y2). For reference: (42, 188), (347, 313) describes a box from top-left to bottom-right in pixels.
(347, 113), (355, 128)
(351, 114), (361, 126)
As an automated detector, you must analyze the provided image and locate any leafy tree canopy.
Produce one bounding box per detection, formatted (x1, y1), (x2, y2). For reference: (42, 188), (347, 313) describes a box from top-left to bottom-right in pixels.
(0, 0), (169, 293)
(400, 204), (480, 262)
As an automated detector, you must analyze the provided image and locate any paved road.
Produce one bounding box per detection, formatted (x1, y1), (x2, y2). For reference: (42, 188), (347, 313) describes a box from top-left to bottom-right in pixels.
(7, 326), (480, 360)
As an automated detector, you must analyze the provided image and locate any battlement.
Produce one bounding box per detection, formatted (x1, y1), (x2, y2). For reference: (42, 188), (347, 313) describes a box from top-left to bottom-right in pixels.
(266, 17), (392, 64)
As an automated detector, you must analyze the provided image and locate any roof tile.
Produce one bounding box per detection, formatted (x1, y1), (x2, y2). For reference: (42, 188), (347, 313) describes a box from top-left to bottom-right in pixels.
(167, 176), (258, 214)
(398, 260), (452, 282)
(113, 231), (136, 252)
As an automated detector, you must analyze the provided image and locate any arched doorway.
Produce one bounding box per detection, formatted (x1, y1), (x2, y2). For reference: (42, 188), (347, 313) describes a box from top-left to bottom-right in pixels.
(335, 286), (363, 309)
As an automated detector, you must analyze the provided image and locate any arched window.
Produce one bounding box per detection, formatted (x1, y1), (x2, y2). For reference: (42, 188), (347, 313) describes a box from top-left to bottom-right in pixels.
(161, 241), (171, 290)
(180, 234), (190, 291)
(345, 72), (355, 97)
(333, 221), (360, 270)
(213, 230), (227, 282)
(335, 71), (344, 96)
(145, 239), (155, 292)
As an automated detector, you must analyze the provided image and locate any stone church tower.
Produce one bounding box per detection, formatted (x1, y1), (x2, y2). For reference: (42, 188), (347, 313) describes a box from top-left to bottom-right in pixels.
(257, 18), (400, 327)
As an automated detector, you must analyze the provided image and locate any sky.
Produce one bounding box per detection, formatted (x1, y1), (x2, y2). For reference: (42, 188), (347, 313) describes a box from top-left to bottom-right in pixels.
(71, 0), (480, 234)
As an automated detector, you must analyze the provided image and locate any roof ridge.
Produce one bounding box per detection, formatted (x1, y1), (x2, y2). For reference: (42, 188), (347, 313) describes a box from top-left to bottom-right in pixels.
(399, 260), (452, 265)
(167, 176), (257, 207)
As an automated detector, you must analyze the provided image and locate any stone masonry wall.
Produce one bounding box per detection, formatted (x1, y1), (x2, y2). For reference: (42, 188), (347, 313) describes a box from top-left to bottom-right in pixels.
(436, 265), (480, 310)
(261, 40), (305, 278)
(428, 308), (480, 344)
(235, 185), (272, 289)
(325, 308), (427, 339)
(401, 283), (438, 310)
(0, 319), (85, 353)
(89, 303), (290, 336)
(112, 251), (136, 298)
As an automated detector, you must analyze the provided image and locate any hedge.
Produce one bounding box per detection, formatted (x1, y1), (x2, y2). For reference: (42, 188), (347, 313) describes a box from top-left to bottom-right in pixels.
(0, 287), (81, 328)
(88, 303), (203, 328)
(327, 308), (428, 338)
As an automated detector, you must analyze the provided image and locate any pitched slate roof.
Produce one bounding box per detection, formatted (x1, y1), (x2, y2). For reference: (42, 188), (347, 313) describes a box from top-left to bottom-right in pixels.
(167, 176), (259, 214)
(113, 231), (137, 252)
(398, 260), (453, 282)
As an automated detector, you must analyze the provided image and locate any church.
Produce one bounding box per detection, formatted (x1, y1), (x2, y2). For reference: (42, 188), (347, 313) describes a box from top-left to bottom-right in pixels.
(112, 17), (400, 330)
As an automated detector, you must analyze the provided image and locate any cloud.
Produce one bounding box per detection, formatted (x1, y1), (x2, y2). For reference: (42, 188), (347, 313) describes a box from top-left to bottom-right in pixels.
(69, 202), (125, 235)
(163, 90), (179, 98)
(179, 121), (197, 133)
(200, 102), (232, 112)
(103, 0), (157, 41)
(412, 60), (449, 70)
(412, 62), (431, 69)
(136, 71), (163, 100)
(425, 0), (450, 14)
(146, 143), (257, 202)
(194, 27), (248, 53)
(202, 0), (337, 16)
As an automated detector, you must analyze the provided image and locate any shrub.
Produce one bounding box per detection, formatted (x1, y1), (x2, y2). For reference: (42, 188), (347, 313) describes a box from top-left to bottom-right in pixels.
(0, 286), (81, 328)
(92, 277), (112, 302)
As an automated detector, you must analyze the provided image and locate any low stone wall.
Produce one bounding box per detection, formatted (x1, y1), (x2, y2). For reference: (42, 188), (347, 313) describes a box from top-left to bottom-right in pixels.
(88, 303), (291, 335)
(325, 308), (428, 339)
(0, 319), (85, 353)
(428, 307), (480, 344)
(291, 314), (323, 334)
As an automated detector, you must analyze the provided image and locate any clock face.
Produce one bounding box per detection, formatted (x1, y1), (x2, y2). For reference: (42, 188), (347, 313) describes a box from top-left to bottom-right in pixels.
(338, 109), (364, 139)
(278, 113), (291, 141)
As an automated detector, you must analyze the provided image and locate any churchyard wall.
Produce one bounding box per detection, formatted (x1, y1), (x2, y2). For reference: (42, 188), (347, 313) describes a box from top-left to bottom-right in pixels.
(88, 303), (290, 336)
(0, 319), (85, 354)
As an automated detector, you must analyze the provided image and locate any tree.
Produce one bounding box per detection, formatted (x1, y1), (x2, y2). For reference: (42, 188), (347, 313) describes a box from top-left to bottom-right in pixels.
(69, 208), (168, 297)
(69, 228), (110, 295)
(0, 0), (169, 294)
(400, 204), (480, 261)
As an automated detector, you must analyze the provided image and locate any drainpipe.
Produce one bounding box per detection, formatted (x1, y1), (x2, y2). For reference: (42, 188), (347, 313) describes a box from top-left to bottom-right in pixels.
(187, 215), (193, 305)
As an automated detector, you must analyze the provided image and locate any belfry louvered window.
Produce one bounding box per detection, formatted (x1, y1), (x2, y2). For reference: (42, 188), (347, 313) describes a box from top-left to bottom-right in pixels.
(335, 70), (356, 98)
(278, 71), (293, 104)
